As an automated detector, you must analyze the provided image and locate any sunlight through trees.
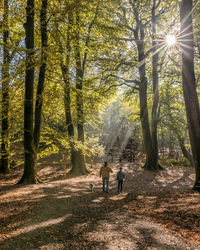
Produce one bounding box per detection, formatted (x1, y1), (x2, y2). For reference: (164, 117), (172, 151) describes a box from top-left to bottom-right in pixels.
(0, 0), (200, 189)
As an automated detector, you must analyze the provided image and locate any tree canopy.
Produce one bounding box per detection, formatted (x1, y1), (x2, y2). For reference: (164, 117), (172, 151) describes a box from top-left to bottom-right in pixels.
(0, 0), (200, 189)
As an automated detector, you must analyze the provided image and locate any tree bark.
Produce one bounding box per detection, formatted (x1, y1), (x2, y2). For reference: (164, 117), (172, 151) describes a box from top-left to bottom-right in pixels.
(178, 137), (193, 167)
(61, 11), (74, 139)
(61, 10), (87, 175)
(62, 63), (74, 138)
(62, 62), (83, 176)
(34, 0), (48, 153)
(75, 11), (85, 143)
(71, 11), (88, 175)
(132, 4), (159, 171)
(151, 0), (160, 169)
(62, 61), (87, 175)
(74, 49), (87, 175)
(166, 96), (193, 166)
(76, 62), (85, 143)
(1, 0), (10, 173)
(180, 0), (200, 190)
(61, 28), (76, 174)
(19, 0), (37, 184)
(137, 43), (154, 170)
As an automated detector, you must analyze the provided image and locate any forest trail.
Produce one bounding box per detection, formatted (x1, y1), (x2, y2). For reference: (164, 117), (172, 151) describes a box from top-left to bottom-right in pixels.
(0, 160), (200, 249)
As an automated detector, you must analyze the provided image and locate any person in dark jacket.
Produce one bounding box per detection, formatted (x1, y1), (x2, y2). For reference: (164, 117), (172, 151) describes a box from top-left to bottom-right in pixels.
(117, 167), (125, 194)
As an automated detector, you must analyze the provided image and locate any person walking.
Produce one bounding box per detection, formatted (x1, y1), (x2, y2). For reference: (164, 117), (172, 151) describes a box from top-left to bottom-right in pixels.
(117, 167), (125, 194)
(100, 161), (113, 193)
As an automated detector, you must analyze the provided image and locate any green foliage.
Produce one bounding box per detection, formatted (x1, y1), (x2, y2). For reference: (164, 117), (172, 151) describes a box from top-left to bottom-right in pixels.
(1, 0), (200, 172)
(159, 157), (190, 167)
(84, 136), (104, 159)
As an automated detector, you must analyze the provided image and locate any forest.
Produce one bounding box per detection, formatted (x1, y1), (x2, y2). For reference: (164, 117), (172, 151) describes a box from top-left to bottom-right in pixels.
(1, 0), (200, 249)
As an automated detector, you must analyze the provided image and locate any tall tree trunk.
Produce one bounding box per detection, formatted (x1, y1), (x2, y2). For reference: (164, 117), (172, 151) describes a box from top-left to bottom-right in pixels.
(62, 10), (74, 139)
(61, 13), (77, 174)
(74, 63), (87, 175)
(62, 62), (74, 138)
(137, 44), (154, 170)
(19, 0), (37, 184)
(1, 0), (10, 173)
(131, 2), (160, 170)
(75, 12), (85, 143)
(151, 0), (160, 169)
(76, 62), (85, 142)
(63, 5), (98, 175)
(34, 0), (48, 153)
(62, 63), (81, 175)
(61, 10), (87, 175)
(75, 3), (98, 143)
(62, 42), (74, 137)
(71, 11), (88, 175)
(180, 0), (200, 190)
(74, 51), (87, 174)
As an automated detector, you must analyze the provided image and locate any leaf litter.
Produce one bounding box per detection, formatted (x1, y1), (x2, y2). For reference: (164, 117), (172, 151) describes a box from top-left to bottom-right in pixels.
(0, 160), (200, 249)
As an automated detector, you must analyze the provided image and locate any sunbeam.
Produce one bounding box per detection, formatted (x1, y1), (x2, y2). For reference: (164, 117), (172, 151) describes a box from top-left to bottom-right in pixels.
(166, 35), (176, 46)
(137, 42), (166, 69)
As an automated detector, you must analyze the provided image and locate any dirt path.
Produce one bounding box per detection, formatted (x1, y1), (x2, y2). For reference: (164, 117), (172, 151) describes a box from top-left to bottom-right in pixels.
(0, 160), (200, 249)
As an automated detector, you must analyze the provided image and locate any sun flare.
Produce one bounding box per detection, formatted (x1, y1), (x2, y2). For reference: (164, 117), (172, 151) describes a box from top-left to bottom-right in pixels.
(166, 34), (176, 46)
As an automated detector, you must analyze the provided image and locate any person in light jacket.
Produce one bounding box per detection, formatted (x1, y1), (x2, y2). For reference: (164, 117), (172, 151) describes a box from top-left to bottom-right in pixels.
(100, 161), (113, 193)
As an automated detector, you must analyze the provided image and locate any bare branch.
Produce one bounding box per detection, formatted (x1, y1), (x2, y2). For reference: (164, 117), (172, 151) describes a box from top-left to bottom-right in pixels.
(99, 81), (139, 94)
(104, 74), (140, 85)
(82, 3), (100, 72)
(155, 0), (162, 9)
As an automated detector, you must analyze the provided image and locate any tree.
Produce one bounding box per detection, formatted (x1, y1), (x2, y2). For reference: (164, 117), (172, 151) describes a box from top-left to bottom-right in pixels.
(34, 0), (48, 154)
(114, 0), (174, 170)
(59, 10), (77, 173)
(160, 83), (193, 166)
(18, 0), (37, 184)
(19, 0), (49, 183)
(49, 1), (102, 175)
(151, 0), (162, 169)
(129, 1), (158, 170)
(71, 3), (100, 175)
(1, 0), (10, 173)
(179, 0), (200, 190)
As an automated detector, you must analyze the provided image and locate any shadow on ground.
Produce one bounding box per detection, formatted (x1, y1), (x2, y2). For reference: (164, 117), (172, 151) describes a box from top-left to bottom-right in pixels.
(0, 161), (199, 249)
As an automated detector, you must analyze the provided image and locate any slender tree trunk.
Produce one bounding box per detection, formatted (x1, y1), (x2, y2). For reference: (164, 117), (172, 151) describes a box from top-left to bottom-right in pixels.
(68, 5), (98, 175)
(180, 0), (200, 190)
(75, 3), (98, 143)
(75, 68), (87, 174)
(137, 45), (154, 170)
(62, 64), (74, 138)
(72, 11), (88, 175)
(34, 0), (48, 153)
(61, 11), (87, 175)
(19, 0), (37, 184)
(62, 10), (74, 139)
(178, 137), (193, 167)
(131, 2), (160, 171)
(166, 93), (193, 167)
(62, 63), (82, 175)
(76, 65), (85, 142)
(75, 12), (85, 143)
(61, 28), (77, 174)
(1, 0), (10, 173)
(151, 0), (160, 169)
(74, 53), (87, 174)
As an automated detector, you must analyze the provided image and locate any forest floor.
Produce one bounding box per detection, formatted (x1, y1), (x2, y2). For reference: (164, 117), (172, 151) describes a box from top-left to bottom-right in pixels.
(0, 157), (200, 249)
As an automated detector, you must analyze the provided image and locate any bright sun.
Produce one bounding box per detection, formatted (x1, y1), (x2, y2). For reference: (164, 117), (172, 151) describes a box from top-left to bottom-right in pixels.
(166, 34), (176, 46)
